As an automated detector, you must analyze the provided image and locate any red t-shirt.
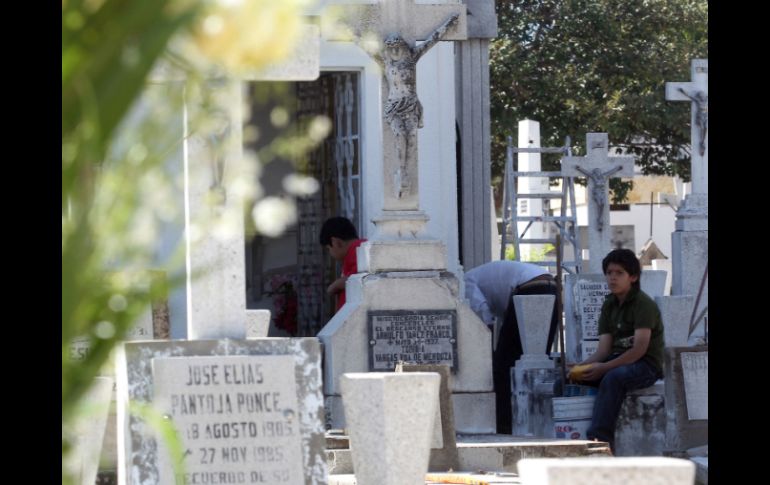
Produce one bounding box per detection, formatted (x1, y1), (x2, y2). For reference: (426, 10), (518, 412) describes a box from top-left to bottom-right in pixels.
(337, 238), (367, 311)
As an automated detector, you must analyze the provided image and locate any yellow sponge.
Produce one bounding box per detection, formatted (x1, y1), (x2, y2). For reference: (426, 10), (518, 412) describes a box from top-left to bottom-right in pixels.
(568, 364), (593, 381)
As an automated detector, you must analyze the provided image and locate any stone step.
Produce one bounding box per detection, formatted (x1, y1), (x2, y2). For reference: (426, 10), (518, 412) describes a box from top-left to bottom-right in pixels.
(329, 472), (522, 484)
(326, 434), (611, 475)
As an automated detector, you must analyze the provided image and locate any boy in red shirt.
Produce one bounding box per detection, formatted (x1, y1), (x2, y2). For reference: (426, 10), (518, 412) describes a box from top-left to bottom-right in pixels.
(319, 217), (366, 312)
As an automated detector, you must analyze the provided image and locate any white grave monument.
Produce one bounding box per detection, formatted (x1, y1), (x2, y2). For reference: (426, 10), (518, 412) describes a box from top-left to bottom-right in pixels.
(665, 59), (708, 310)
(318, 0), (496, 434)
(116, 339), (327, 485)
(680, 351), (708, 420)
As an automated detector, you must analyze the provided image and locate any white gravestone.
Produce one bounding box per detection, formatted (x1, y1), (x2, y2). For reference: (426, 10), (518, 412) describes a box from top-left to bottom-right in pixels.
(651, 258), (672, 295)
(681, 351), (708, 420)
(394, 363), (460, 471)
(640, 270), (667, 298)
(317, 0), (493, 433)
(565, 274), (607, 363)
(562, 133), (635, 273)
(116, 338), (326, 485)
(340, 372), (440, 485)
(655, 295), (695, 347)
(153, 355), (304, 485)
(665, 59), (708, 325)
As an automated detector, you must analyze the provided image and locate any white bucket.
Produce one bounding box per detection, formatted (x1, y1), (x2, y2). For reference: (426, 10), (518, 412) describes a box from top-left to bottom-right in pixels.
(552, 396), (595, 440)
(553, 417), (592, 440)
(552, 396), (595, 419)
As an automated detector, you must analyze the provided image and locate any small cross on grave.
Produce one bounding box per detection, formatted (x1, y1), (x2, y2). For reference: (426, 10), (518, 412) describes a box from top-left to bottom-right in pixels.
(562, 133), (634, 272)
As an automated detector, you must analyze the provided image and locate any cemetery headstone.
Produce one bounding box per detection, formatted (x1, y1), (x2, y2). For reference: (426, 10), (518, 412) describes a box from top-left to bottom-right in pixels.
(116, 338), (326, 485)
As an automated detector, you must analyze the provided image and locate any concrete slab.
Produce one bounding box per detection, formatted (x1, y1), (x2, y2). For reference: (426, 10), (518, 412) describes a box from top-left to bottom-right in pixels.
(326, 435), (612, 475)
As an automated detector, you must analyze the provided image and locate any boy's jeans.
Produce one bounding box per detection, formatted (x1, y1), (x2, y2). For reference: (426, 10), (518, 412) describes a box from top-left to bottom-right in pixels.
(582, 354), (661, 451)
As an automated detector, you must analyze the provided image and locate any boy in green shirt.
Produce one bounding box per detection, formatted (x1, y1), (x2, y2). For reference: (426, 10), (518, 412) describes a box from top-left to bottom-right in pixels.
(569, 248), (665, 453)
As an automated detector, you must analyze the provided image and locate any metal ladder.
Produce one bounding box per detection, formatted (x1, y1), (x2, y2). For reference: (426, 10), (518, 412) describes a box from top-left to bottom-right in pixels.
(500, 135), (582, 274)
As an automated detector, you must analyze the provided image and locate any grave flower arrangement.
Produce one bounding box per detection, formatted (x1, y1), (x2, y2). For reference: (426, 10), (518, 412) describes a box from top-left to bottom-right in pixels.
(267, 274), (298, 336)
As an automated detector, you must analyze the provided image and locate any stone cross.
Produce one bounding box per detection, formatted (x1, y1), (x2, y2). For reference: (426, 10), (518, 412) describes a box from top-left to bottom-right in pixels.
(666, 59), (708, 197)
(335, 0), (467, 212)
(336, 0), (468, 46)
(665, 59), (707, 308)
(562, 133), (634, 272)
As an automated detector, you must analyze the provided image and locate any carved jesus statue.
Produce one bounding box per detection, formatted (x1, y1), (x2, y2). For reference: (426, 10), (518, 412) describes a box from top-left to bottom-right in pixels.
(575, 164), (623, 231)
(678, 88), (708, 157)
(361, 13), (460, 199)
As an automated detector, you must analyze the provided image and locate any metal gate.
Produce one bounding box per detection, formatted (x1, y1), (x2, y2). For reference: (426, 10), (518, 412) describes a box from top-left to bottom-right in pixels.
(295, 72), (362, 335)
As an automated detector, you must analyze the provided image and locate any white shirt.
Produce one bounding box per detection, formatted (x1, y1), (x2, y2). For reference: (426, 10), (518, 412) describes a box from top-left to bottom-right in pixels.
(464, 261), (549, 326)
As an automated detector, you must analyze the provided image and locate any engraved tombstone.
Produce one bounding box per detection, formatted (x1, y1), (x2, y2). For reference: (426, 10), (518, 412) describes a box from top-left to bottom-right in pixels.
(368, 310), (458, 371)
(564, 274), (608, 363)
(153, 355), (304, 485)
(116, 338), (326, 485)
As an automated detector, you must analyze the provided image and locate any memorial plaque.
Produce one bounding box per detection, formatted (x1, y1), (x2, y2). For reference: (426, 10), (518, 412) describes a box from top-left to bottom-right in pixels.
(582, 340), (599, 359)
(680, 351), (708, 420)
(368, 310), (458, 372)
(575, 279), (607, 339)
(153, 355), (303, 485)
(570, 278), (609, 361)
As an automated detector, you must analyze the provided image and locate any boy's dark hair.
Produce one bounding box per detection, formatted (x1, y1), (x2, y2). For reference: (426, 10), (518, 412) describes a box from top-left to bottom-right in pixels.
(602, 248), (641, 290)
(319, 217), (358, 246)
